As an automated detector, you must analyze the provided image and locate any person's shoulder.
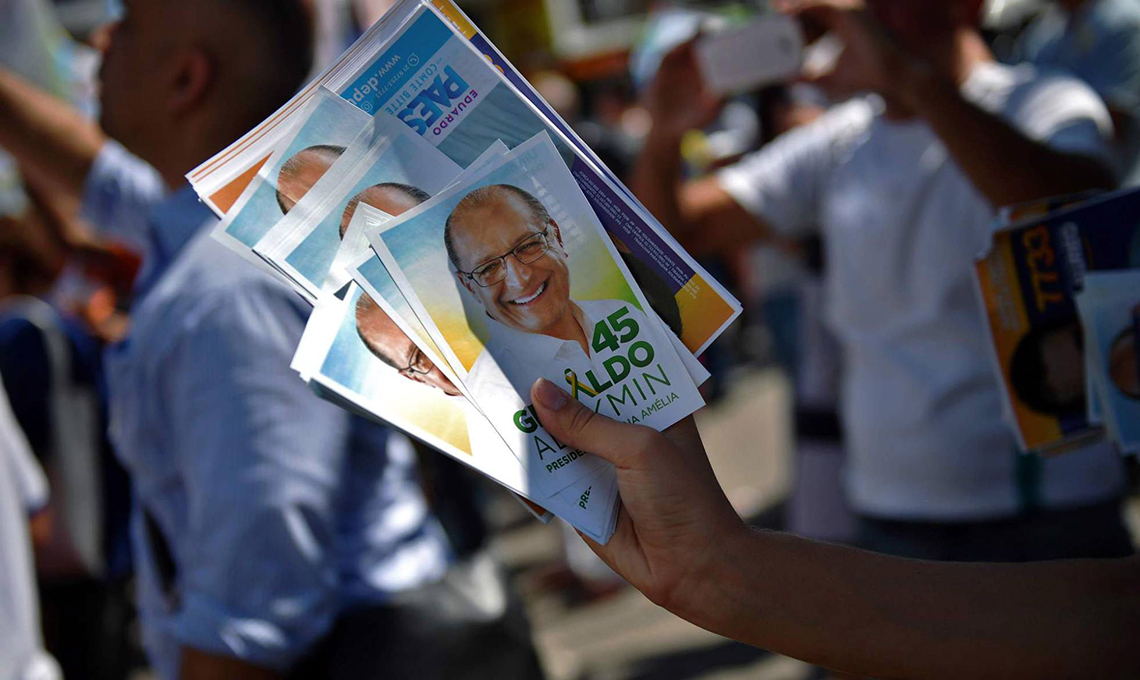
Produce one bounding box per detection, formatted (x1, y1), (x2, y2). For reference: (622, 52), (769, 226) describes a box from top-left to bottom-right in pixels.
(183, 231), (296, 293)
(771, 98), (875, 149)
(168, 232), (305, 314)
(725, 97), (875, 179)
(983, 61), (1110, 125)
(815, 98), (877, 134)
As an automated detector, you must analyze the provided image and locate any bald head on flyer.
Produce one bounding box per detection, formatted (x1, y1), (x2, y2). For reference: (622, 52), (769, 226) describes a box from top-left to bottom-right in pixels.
(356, 292), (464, 397)
(445, 184), (590, 353)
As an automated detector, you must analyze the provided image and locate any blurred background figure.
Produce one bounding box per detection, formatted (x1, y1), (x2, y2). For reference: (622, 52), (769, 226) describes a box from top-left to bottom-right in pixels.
(630, 0), (1131, 572)
(0, 372), (61, 680)
(1015, 0), (1140, 185)
(0, 215), (134, 680)
(1, 2), (135, 678)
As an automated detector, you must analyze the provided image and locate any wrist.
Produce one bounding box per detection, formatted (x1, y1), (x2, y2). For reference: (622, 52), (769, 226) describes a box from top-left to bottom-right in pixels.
(665, 520), (759, 637)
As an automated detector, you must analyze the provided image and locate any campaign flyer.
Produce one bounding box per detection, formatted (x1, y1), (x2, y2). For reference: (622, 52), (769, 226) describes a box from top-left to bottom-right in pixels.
(254, 123), (461, 299)
(294, 282), (618, 539)
(1076, 271), (1140, 455)
(366, 132), (704, 498)
(975, 187), (1140, 451)
(340, 207), (618, 537)
(213, 90), (370, 262)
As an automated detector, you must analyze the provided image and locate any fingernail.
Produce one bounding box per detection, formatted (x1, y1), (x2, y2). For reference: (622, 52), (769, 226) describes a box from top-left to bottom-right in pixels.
(534, 378), (568, 410)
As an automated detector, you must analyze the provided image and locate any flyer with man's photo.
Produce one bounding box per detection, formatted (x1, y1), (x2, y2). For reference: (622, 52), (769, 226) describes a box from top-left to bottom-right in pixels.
(254, 113), (462, 299)
(363, 132), (705, 499)
(293, 281), (618, 539)
(340, 204), (620, 539)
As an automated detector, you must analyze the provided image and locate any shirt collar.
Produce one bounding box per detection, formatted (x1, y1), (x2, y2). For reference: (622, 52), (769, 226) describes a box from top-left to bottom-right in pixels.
(483, 300), (596, 364)
(147, 184), (215, 263)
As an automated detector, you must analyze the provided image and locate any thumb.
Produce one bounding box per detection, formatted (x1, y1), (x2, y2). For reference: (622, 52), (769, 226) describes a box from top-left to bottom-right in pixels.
(530, 378), (655, 469)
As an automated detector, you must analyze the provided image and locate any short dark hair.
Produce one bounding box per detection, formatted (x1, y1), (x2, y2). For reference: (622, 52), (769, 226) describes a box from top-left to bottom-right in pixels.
(275, 144), (346, 214)
(1009, 319), (1084, 417)
(225, 0), (315, 122)
(354, 293), (401, 370)
(340, 183), (432, 239)
(444, 185), (553, 271)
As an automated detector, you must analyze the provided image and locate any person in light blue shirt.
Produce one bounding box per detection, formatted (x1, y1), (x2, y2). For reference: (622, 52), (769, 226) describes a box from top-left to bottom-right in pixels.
(0, 0), (481, 677)
(1018, 0), (1140, 184)
(82, 141), (451, 679)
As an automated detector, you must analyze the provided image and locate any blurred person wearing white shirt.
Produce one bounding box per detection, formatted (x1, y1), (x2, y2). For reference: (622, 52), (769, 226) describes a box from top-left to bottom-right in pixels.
(631, 0), (1132, 562)
(0, 374), (61, 680)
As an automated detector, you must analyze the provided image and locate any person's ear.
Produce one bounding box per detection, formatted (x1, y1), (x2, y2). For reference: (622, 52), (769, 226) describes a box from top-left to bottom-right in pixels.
(167, 47), (214, 117)
(456, 269), (476, 296)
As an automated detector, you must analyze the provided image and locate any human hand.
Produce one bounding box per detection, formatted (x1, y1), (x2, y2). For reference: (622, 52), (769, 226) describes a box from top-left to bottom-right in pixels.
(529, 378), (748, 620)
(778, 0), (915, 101)
(643, 39), (724, 140)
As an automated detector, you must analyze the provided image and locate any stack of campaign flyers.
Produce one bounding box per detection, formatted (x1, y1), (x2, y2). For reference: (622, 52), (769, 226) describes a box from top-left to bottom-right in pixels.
(187, 0), (741, 543)
(974, 188), (1140, 457)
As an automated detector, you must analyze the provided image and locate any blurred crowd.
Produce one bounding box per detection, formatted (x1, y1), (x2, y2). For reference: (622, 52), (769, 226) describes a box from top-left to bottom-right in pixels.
(1, 0), (1137, 678)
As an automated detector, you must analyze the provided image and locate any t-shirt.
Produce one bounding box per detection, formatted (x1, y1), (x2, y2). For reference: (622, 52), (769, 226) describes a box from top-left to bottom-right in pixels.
(718, 61), (1126, 520)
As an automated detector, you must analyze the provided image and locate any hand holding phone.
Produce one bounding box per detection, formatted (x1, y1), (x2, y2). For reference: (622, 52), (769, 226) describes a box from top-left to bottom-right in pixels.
(696, 15), (804, 95)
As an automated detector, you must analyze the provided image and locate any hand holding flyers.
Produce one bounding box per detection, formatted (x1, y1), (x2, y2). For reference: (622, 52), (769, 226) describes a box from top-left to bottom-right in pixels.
(362, 133), (704, 495)
(189, 0), (740, 542)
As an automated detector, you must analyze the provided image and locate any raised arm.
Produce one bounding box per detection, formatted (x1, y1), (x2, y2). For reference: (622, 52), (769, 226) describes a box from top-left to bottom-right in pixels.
(898, 61), (1115, 206)
(789, 1), (1116, 207)
(0, 67), (105, 202)
(629, 42), (777, 257)
(528, 378), (1140, 679)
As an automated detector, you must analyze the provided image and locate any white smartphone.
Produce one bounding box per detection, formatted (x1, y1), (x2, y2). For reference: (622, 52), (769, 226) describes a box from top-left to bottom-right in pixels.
(696, 15), (804, 95)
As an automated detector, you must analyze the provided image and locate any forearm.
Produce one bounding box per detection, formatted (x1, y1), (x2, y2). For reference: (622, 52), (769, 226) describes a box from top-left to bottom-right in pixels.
(900, 63), (1115, 207)
(180, 647), (283, 680)
(0, 68), (104, 201)
(630, 128), (770, 258)
(678, 528), (1140, 679)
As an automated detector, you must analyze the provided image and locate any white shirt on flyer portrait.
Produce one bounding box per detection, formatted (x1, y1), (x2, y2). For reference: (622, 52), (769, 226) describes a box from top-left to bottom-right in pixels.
(716, 61), (1126, 520)
(466, 298), (658, 421)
